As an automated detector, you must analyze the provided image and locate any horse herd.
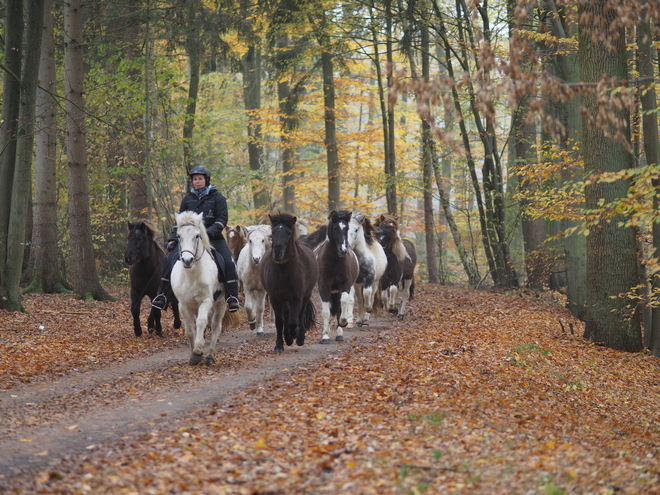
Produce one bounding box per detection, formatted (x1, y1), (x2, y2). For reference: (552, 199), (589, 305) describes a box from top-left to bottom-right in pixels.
(124, 210), (417, 364)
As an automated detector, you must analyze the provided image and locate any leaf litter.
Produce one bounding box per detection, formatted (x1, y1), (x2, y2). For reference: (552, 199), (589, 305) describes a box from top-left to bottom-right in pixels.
(1, 284), (659, 494)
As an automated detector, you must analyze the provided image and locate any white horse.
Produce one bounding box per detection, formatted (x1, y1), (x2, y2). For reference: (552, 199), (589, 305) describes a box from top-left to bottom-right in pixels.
(171, 211), (230, 366)
(236, 224), (272, 336)
(347, 212), (387, 326)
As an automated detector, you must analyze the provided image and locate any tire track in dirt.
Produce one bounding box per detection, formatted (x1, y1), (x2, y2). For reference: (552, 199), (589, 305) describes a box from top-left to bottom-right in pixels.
(0, 322), (384, 479)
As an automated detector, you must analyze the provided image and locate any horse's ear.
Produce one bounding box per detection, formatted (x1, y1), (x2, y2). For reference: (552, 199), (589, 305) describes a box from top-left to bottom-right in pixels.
(328, 210), (336, 220)
(127, 220), (132, 231)
(292, 216), (297, 224)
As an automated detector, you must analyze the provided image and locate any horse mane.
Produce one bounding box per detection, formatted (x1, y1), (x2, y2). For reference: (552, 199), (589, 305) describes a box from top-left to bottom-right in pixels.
(176, 211), (211, 248)
(374, 213), (399, 231)
(379, 223), (408, 262)
(300, 224), (327, 248)
(247, 224), (271, 238)
(130, 219), (157, 238)
(330, 209), (353, 223)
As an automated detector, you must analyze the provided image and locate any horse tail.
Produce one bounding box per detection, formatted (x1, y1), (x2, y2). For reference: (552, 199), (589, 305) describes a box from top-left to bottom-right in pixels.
(330, 292), (341, 317)
(409, 277), (415, 300)
(303, 299), (316, 331)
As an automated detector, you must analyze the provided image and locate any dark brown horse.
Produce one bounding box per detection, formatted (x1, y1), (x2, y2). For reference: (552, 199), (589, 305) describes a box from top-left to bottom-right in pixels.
(260, 212), (318, 354)
(315, 210), (359, 343)
(124, 220), (180, 337)
(375, 218), (417, 319)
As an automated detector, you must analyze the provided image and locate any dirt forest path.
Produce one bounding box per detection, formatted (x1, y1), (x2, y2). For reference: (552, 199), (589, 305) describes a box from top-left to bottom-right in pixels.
(0, 307), (391, 480)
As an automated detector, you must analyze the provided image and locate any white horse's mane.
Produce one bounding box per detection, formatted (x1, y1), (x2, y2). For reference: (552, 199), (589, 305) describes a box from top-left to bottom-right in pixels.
(176, 211), (211, 248)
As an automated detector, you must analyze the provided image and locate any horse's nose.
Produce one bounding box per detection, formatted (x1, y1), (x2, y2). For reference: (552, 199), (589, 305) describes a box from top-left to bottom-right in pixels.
(252, 256), (261, 265)
(181, 253), (194, 267)
(124, 255), (133, 264)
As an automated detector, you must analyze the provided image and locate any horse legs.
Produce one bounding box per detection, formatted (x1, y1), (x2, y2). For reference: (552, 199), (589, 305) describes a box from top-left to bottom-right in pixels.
(190, 299), (213, 365)
(130, 294), (143, 337)
(397, 278), (413, 319)
(254, 291), (266, 336)
(320, 299), (332, 344)
(386, 285), (398, 314)
(171, 299), (182, 330)
(335, 289), (353, 342)
(180, 307), (197, 360)
(360, 284), (374, 326)
(147, 305), (163, 337)
(285, 302), (300, 347)
(204, 301), (225, 365)
(273, 308), (285, 354)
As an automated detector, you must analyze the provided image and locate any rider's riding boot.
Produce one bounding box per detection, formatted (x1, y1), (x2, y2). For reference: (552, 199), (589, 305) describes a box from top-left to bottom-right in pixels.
(151, 279), (170, 310)
(225, 279), (240, 313)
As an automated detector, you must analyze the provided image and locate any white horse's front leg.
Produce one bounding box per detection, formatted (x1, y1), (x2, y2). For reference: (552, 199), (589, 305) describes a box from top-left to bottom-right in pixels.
(190, 298), (213, 365)
(255, 290), (266, 335)
(244, 290), (257, 330)
(355, 284), (366, 325)
(181, 307), (197, 352)
(387, 285), (398, 313)
(204, 300), (225, 365)
(338, 289), (353, 328)
(320, 300), (332, 344)
(398, 279), (412, 319)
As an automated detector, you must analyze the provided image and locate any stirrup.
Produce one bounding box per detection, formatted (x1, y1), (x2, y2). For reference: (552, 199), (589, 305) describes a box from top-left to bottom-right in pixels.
(226, 295), (240, 312)
(152, 293), (167, 310)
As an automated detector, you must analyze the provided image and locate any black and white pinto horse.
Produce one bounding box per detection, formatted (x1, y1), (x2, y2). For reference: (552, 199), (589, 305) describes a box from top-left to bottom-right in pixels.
(236, 224), (272, 336)
(375, 214), (417, 319)
(124, 219), (180, 337)
(171, 211), (235, 365)
(346, 212), (387, 327)
(314, 210), (360, 343)
(260, 213), (318, 354)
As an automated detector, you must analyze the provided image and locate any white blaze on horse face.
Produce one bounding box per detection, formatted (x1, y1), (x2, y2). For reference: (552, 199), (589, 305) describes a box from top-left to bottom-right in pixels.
(338, 221), (349, 255)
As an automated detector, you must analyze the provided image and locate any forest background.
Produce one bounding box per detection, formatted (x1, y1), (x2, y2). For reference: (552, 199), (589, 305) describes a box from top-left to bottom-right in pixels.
(1, 0), (660, 357)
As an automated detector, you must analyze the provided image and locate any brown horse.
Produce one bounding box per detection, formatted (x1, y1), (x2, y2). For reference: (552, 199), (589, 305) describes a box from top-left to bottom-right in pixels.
(375, 216), (417, 319)
(225, 225), (248, 262)
(260, 212), (318, 354)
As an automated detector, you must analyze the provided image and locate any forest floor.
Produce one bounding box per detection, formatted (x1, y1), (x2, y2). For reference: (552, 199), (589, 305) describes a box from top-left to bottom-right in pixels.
(0, 284), (659, 494)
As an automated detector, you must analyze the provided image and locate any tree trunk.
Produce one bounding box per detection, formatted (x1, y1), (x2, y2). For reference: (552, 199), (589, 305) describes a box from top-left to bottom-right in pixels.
(321, 48), (340, 210)
(241, 43), (269, 217)
(64, 0), (112, 301)
(636, 0), (660, 355)
(183, 0), (201, 172)
(0, 0), (24, 310)
(25, 0), (69, 294)
(384, 0), (397, 215)
(580, 0), (641, 351)
(5, 0), (46, 310)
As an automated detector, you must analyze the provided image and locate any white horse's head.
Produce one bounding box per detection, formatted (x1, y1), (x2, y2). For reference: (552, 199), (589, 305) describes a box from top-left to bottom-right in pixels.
(348, 212), (366, 249)
(175, 211), (210, 268)
(247, 225), (272, 265)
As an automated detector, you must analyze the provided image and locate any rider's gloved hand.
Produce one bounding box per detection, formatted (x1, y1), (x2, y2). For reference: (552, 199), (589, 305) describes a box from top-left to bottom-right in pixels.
(167, 240), (177, 252)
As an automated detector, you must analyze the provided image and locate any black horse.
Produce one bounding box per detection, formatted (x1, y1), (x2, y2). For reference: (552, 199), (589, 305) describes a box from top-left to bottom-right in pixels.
(124, 220), (181, 337)
(315, 210), (359, 343)
(260, 212), (318, 353)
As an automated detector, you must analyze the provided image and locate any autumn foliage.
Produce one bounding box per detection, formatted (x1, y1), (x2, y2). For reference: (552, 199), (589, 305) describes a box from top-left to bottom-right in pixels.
(1, 285), (659, 493)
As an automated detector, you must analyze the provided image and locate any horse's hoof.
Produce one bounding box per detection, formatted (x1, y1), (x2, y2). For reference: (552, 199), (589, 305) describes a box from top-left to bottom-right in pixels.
(156, 330), (163, 338)
(148, 327), (155, 334)
(249, 322), (256, 330)
(338, 319), (348, 327)
(335, 335), (344, 342)
(134, 328), (143, 337)
(189, 353), (204, 365)
(320, 338), (331, 344)
(256, 331), (265, 337)
(397, 314), (405, 320)
(389, 309), (398, 315)
(274, 346), (284, 354)
(296, 336), (305, 346)
(284, 337), (293, 346)
(204, 356), (215, 366)
(174, 319), (182, 330)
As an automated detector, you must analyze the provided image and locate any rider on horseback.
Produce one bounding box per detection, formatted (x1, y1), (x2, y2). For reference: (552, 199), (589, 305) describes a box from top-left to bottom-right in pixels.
(152, 165), (240, 312)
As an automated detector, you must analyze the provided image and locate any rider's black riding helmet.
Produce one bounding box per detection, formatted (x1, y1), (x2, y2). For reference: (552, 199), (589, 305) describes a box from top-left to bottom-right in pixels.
(189, 165), (211, 187)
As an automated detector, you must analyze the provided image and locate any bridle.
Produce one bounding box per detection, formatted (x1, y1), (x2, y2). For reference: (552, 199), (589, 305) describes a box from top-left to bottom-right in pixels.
(176, 222), (205, 263)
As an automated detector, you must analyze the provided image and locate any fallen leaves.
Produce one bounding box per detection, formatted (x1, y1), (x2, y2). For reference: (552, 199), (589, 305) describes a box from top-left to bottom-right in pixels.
(1, 284), (660, 494)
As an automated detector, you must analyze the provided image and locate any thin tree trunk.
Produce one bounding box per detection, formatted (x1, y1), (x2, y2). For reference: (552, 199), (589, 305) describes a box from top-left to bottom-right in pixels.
(321, 48), (340, 210)
(183, 0), (201, 172)
(385, 0), (397, 215)
(0, 0), (24, 310)
(64, 0), (112, 301)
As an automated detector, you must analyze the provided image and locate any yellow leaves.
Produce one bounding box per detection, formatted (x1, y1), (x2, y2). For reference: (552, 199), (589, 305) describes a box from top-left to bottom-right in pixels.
(316, 410), (327, 420)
